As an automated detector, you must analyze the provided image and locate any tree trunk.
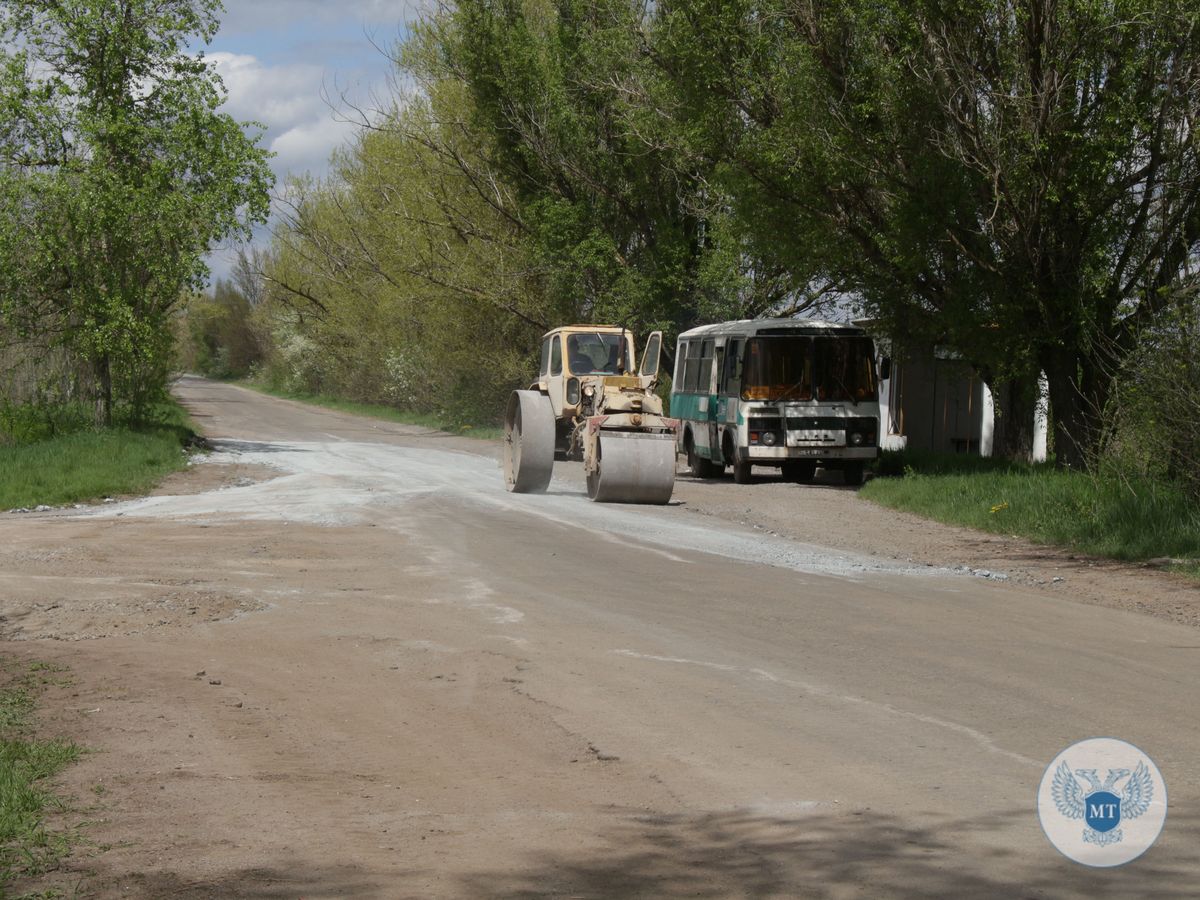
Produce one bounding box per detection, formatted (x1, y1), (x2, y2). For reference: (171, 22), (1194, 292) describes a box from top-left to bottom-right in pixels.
(94, 355), (113, 428)
(1042, 349), (1100, 470)
(990, 373), (1037, 461)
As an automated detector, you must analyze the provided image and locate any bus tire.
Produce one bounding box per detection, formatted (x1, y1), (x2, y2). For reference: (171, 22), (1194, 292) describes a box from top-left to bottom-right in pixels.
(721, 434), (735, 472)
(685, 432), (717, 478)
(843, 462), (864, 486)
(732, 458), (753, 484)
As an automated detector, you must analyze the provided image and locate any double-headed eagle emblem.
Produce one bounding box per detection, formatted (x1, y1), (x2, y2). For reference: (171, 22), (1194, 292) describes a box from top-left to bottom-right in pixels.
(1052, 760), (1155, 847)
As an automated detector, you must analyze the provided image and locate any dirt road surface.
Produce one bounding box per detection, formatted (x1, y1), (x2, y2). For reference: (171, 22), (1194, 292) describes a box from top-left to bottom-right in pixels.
(4, 376), (1198, 898)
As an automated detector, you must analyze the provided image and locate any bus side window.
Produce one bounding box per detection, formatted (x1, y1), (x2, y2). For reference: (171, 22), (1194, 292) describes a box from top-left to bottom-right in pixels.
(550, 336), (562, 376)
(539, 336), (552, 377)
(698, 340), (714, 393)
(722, 339), (742, 394)
(683, 340), (701, 391)
(674, 341), (688, 386)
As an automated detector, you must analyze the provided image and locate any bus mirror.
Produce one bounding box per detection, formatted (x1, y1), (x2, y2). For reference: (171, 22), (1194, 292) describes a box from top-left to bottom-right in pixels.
(879, 356), (892, 381)
(640, 331), (662, 380)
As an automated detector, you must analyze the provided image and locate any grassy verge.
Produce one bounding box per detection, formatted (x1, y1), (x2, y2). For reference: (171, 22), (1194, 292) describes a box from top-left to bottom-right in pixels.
(238, 381), (506, 441)
(862, 449), (1200, 562)
(0, 660), (82, 891)
(0, 401), (197, 510)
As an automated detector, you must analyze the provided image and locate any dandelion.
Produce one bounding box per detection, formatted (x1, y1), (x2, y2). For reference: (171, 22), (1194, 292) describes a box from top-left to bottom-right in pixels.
(990, 501), (1009, 514)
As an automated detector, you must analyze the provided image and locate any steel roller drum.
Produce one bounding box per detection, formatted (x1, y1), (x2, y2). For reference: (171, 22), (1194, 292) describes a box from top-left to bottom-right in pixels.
(586, 431), (676, 504)
(503, 390), (555, 493)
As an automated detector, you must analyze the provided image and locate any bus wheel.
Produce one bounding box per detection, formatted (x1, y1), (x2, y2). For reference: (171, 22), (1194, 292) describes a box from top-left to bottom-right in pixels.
(843, 462), (864, 486)
(732, 458), (753, 484)
(783, 461), (816, 483)
(686, 434), (717, 478)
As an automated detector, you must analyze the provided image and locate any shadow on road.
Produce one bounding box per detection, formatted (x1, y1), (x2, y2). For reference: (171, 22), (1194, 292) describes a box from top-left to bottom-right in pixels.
(456, 807), (1197, 899)
(47, 805), (1196, 897)
(84, 863), (390, 899)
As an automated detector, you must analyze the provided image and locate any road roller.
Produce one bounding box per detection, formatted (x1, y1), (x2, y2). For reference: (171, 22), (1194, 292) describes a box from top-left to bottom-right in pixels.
(503, 325), (678, 503)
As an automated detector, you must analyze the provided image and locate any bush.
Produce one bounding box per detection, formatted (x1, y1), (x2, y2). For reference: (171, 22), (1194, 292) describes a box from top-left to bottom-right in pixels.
(1104, 300), (1200, 502)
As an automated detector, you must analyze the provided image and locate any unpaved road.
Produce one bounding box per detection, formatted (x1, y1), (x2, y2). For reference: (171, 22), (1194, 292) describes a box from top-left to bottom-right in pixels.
(3, 376), (1199, 898)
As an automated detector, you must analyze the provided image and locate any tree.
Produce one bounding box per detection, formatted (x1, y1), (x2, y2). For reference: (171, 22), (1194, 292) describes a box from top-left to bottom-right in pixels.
(0, 0), (273, 423)
(655, 0), (1200, 467)
(438, 0), (832, 344)
(182, 278), (263, 379)
(258, 70), (553, 422)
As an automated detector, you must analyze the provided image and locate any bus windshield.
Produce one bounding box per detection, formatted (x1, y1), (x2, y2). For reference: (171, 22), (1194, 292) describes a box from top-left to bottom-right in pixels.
(742, 335), (876, 403)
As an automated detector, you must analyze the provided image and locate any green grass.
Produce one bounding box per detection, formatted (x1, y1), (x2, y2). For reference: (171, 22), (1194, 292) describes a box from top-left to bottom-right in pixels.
(862, 450), (1200, 562)
(238, 381), (506, 441)
(0, 401), (197, 510)
(1, 661), (83, 890)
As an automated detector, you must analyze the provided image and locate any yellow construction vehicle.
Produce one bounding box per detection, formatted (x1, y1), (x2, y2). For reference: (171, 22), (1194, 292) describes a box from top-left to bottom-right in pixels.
(503, 325), (678, 503)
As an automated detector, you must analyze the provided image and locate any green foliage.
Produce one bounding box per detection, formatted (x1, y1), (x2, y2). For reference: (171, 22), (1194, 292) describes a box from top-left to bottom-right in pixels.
(872, 448), (1036, 479)
(0, 0), (273, 424)
(0, 660), (83, 889)
(257, 50), (552, 424)
(655, 0), (1200, 468)
(182, 278), (264, 379)
(0, 401), (92, 446)
(254, 2), (825, 425)
(1102, 300), (1200, 502)
(0, 427), (190, 508)
(254, 0), (1200, 475)
(443, 0), (813, 335)
(0, 399), (195, 507)
(862, 462), (1200, 562)
(241, 382), (505, 440)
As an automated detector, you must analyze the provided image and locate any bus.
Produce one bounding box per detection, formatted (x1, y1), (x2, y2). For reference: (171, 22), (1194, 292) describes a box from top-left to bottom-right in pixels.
(671, 318), (885, 485)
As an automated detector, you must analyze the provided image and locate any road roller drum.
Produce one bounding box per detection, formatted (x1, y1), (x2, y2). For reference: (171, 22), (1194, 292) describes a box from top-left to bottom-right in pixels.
(503, 390), (555, 493)
(585, 430), (676, 504)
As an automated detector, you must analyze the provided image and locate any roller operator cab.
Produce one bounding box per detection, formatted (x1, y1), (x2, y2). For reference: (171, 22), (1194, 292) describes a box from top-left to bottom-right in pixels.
(503, 326), (678, 503)
(671, 318), (883, 486)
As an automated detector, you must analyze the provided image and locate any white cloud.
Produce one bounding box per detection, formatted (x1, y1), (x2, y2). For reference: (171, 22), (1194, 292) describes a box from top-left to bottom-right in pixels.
(270, 119), (357, 175)
(206, 50), (368, 184)
(201, 4), (422, 283)
(210, 52), (328, 129)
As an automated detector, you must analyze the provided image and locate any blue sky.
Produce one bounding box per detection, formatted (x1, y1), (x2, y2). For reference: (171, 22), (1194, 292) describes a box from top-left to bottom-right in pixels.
(204, 1), (418, 283)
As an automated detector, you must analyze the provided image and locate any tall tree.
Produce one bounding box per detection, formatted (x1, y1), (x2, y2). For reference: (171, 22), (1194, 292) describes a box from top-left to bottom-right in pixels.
(440, 0), (827, 344)
(259, 71), (552, 422)
(0, 0), (273, 423)
(655, 0), (1200, 467)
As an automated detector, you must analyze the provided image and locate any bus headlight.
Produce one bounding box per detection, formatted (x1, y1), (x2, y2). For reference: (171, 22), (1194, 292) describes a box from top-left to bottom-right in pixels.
(762, 431), (777, 447)
(850, 432), (864, 446)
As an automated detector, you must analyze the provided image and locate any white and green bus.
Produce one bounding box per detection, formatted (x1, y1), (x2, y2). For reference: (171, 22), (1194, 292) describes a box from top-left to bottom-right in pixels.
(671, 318), (885, 486)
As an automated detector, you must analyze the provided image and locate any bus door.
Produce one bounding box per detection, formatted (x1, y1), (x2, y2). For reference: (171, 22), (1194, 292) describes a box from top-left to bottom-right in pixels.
(696, 339), (715, 456)
(710, 342), (724, 458)
(715, 338), (742, 464)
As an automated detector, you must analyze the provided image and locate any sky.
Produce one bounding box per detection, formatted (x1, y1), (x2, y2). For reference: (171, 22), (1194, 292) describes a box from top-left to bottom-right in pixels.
(203, 1), (420, 283)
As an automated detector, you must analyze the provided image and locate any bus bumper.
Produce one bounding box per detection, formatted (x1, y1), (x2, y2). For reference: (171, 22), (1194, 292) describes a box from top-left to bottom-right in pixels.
(739, 446), (877, 462)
